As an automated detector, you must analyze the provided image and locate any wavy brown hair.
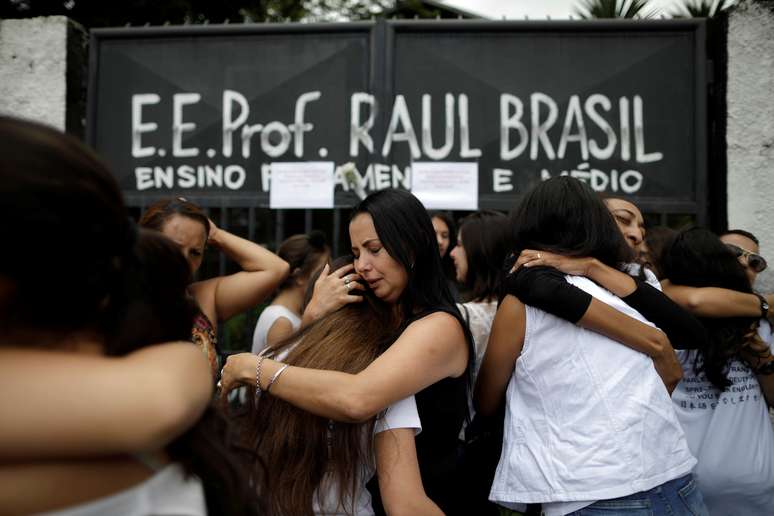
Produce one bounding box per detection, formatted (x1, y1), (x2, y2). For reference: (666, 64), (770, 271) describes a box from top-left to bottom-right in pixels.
(240, 262), (399, 516)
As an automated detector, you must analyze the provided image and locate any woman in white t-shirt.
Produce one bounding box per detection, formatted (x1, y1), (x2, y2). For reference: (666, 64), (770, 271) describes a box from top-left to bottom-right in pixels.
(238, 257), (439, 516)
(661, 228), (774, 515)
(252, 231), (330, 355)
(476, 177), (705, 516)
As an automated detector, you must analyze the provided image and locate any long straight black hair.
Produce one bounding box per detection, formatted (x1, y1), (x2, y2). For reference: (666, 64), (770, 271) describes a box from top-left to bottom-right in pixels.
(428, 210), (458, 283)
(511, 177), (632, 267)
(661, 227), (759, 391)
(351, 189), (474, 373)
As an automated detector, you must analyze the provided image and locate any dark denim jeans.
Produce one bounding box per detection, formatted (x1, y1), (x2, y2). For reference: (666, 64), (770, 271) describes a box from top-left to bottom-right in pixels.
(566, 474), (708, 516)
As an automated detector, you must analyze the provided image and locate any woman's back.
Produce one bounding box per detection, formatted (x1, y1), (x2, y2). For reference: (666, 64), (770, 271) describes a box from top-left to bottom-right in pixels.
(491, 276), (695, 505)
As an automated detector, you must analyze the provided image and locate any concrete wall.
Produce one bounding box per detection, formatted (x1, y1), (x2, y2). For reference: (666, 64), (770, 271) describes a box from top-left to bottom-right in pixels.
(727, 0), (774, 292)
(0, 16), (86, 134)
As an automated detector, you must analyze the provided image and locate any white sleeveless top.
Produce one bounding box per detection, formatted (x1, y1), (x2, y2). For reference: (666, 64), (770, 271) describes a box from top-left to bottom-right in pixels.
(490, 275), (696, 507)
(39, 463), (206, 515)
(251, 304), (301, 354)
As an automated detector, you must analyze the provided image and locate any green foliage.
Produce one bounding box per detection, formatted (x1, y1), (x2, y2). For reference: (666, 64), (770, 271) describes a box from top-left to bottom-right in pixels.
(221, 303), (266, 352)
(575, 0), (659, 19)
(671, 0), (733, 18)
(304, 0), (394, 21)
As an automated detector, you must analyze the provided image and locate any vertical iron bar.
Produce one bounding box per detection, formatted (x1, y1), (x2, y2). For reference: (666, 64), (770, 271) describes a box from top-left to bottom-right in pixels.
(332, 208), (341, 257)
(219, 203), (227, 277)
(275, 209), (285, 248)
(305, 208), (313, 234)
(248, 206), (256, 244)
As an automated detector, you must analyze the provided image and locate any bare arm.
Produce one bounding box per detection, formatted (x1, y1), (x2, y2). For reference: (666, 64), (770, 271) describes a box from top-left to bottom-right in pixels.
(191, 222), (289, 323)
(662, 281), (772, 319)
(475, 295), (526, 417)
(265, 317), (296, 347)
(221, 311), (468, 422)
(0, 343), (212, 460)
(376, 428), (443, 516)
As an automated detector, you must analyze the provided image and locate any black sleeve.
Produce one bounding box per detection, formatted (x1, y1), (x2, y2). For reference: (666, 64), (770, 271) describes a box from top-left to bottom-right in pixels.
(503, 266), (591, 324)
(621, 281), (708, 350)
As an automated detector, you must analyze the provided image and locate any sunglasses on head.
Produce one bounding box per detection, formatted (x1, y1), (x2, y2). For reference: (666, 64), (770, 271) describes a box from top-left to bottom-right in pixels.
(725, 243), (768, 273)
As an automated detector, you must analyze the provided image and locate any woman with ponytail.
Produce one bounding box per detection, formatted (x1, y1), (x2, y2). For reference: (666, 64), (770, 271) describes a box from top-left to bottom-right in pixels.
(252, 231), (330, 354)
(0, 116), (258, 515)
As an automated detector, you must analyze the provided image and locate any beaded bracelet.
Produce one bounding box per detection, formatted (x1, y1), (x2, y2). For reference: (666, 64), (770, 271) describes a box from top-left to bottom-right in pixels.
(266, 364), (290, 393)
(255, 355), (267, 402)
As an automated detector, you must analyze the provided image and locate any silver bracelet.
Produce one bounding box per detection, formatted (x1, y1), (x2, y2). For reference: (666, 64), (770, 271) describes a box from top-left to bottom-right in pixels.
(255, 356), (267, 401)
(266, 364), (290, 393)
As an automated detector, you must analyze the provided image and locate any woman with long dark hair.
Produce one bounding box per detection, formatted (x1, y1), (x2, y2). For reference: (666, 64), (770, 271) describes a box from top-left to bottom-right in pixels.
(448, 210), (512, 515)
(0, 116), (258, 515)
(661, 228), (774, 514)
(223, 189), (473, 514)
(476, 177), (703, 515)
(451, 210), (512, 387)
(241, 255), (438, 515)
(429, 210), (459, 298)
(140, 197), (289, 377)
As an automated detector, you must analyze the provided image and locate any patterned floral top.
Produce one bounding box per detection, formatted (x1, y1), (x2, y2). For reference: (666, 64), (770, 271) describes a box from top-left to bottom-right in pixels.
(191, 311), (219, 379)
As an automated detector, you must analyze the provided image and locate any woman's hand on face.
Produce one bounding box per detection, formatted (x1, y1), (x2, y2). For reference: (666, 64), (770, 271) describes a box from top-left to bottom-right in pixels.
(513, 249), (594, 277)
(219, 352), (259, 395)
(304, 263), (364, 322)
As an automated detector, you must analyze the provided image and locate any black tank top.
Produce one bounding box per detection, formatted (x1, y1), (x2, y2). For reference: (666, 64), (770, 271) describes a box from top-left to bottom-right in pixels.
(369, 307), (471, 515)
(415, 372), (468, 511)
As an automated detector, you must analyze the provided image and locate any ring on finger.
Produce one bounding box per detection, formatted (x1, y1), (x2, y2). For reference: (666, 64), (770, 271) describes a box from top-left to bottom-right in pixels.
(344, 276), (351, 285)
(346, 282), (353, 291)
(537, 252), (542, 260)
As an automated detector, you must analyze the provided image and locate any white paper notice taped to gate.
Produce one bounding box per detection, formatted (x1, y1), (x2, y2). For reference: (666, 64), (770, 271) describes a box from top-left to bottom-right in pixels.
(411, 162), (479, 211)
(270, 161), (335, 209)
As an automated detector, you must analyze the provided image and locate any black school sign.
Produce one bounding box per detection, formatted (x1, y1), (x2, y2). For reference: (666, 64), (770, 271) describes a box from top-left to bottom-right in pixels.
(88, 20), (707, 216)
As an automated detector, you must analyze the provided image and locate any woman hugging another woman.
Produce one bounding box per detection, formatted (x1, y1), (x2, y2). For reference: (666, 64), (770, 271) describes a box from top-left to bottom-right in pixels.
(476, 177), (705, 516)
(0, 116), (258, 515)
(223, 189), (474, 514)
(239, 255), (428, 515)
